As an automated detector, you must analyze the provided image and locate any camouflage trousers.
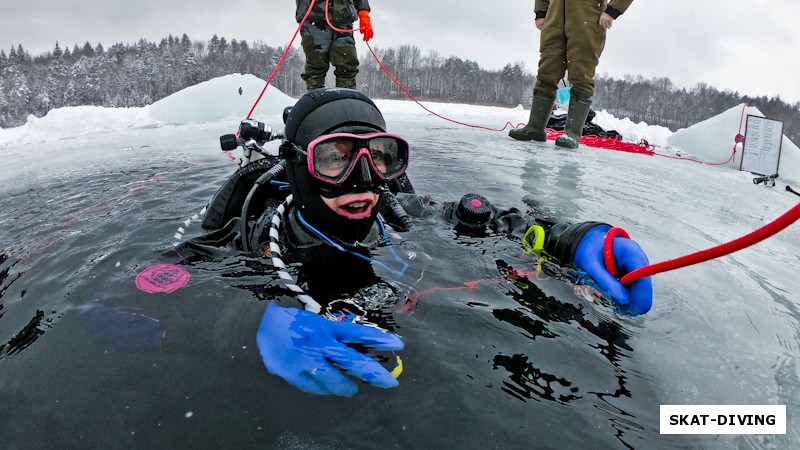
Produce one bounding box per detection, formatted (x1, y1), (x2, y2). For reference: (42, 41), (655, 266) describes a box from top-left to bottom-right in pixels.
(300, 22), (359, 90)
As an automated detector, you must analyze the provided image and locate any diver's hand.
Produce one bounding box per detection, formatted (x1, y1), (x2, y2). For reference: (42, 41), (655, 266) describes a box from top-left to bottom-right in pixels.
(256, 302), (403, 396)
(573, 225), (653, 315)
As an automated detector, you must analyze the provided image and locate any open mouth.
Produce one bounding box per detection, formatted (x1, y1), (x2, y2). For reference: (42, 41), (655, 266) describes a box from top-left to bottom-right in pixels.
(339, 200), (373, 217)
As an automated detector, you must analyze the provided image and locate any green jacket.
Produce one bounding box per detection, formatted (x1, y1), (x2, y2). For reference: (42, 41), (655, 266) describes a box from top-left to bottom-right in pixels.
(534, 0), (632, 20)
(296, 0), (371, 26)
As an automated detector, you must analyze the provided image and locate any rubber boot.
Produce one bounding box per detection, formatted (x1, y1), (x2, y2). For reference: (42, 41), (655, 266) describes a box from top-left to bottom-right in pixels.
(555, 89), (592, 149)
(509, 92), (556, 141)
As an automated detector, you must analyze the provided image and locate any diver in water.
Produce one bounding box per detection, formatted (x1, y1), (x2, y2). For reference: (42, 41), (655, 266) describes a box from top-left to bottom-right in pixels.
(182, 87), (652, 397)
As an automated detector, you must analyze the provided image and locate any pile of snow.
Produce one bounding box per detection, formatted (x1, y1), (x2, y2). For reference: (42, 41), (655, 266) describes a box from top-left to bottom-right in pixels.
(593, 110), (674, 148)
(0, 73), (293, 148)
(148, 73), (294, 124)
(668, 104), (800, 183)
(0, 105), (156, 147)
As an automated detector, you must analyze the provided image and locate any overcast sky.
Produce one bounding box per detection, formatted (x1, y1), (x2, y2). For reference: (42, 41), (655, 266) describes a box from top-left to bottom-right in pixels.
(4, 0), (800, 104)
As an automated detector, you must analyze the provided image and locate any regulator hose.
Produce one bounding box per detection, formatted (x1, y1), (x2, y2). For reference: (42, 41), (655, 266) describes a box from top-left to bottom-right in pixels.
(241, 160), (287, 252)
(379, 190), (413, 232)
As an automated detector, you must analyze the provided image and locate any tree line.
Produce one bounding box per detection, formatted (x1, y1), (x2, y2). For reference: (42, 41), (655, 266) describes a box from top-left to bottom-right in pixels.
(1, 35), (798, 143)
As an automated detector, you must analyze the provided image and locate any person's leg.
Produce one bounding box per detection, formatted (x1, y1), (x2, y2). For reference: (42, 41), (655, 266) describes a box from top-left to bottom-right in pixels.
(330, 30), (358, 89)
(533, 0), (568, 98)
(510, 2), (565, 141)
(300, 23), (333, 90)
(554, 89), (592, 148)
(563, 0), (606, 96)
(555, 0), (606, 148)
(509, 92), (556, 141)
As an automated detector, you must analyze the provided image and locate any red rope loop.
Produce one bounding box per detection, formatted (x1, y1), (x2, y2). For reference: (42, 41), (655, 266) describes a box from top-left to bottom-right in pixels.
(603, 227), (630, 278)
(325, 0), (358, 33)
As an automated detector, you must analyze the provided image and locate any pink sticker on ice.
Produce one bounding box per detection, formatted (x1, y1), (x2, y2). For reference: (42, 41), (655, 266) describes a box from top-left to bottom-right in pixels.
(135, 264), (190, 293)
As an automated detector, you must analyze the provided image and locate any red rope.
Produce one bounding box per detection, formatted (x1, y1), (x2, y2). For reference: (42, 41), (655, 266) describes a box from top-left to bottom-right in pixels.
(396, 268), (539, 313)
(651, 147), (736, 165)
(325, 0), (357, 33)
(613, 201), (800, 285)
(244, 0), (745, 166)
(603, 227), (630, 277)
(544, 128), (656, 154)
(366, 44), (518, 132)
(327, 0), (516, 132)
(650, 103), (747, 166)
(238, 8), (798, 295)
(239, 0), (316, 127)
(244, 0), (748, 164)
(243, 0), (514, 133)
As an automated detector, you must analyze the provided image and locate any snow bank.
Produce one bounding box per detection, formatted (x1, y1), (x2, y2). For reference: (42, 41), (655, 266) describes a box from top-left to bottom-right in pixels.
(148, 73), (294, 124)
(668, 104), (800, 183)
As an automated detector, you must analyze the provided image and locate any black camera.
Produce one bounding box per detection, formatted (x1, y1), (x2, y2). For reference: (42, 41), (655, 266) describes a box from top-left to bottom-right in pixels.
(239, 119), (276, 142)
(219, 120), (284, 151)
(753, 173), (778, 186)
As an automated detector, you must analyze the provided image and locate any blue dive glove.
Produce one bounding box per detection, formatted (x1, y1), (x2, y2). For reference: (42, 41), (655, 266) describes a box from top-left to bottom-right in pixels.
(256, 301), (404, 396)
(545, 222), (652, 314)
(573, 224), (653, 315)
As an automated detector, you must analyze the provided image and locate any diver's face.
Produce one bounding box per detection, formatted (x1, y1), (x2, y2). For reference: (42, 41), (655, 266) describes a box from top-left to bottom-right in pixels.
(320, 192), (380, 219)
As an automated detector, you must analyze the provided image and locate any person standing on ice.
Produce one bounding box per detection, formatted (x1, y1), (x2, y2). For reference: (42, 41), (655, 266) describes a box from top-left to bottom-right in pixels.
(510, 0), (633, 148)
(295, 0), (374, 90)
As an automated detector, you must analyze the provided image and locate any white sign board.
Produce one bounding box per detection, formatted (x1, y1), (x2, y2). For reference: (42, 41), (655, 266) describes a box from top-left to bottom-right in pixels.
(740, 115), (783, 176)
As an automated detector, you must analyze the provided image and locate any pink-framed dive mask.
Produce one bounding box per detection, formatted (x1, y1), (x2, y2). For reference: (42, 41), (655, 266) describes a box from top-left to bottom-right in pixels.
(299, 132), (410, 186)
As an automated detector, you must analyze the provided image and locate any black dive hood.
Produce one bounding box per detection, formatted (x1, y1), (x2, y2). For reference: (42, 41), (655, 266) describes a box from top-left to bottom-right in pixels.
(282, 88), (388, 247)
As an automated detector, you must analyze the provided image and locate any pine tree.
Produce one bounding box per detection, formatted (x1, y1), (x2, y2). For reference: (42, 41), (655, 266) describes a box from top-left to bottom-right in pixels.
(82, 42), (95, 58)
(52, 42), (63, 59)
(16, 44), (30, 63)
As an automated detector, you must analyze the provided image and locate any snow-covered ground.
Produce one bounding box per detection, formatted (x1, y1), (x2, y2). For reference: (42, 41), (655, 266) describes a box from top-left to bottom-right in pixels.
(3, 73), (798, 185)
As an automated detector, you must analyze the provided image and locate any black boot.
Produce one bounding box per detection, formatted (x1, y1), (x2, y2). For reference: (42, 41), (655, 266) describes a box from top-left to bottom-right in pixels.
(555, 89), (592, 149)
(509, 91), (556, 141)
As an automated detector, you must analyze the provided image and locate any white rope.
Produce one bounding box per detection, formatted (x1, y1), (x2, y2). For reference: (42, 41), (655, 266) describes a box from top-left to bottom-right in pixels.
(172, 206), (207, 247)
(268, 194), (322, 313)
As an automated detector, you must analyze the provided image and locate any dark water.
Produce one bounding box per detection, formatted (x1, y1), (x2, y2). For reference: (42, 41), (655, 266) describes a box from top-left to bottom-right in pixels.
(1, 117), (798, 449)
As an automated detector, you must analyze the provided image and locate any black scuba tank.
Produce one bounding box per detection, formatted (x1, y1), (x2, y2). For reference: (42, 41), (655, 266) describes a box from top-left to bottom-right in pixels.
(202, 155), (288, 230)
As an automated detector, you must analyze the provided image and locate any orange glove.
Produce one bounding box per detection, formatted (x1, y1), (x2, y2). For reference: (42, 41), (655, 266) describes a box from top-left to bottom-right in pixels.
(358, 10), (373, 41)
